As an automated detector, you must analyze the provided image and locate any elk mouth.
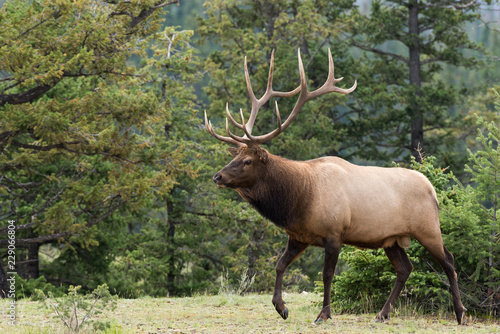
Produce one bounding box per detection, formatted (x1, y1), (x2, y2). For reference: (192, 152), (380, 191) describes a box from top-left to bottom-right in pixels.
(213, 173), (230, 188)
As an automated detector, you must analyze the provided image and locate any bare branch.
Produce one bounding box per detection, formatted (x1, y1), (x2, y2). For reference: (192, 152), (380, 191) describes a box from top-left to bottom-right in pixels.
(0, 222), (36, 234)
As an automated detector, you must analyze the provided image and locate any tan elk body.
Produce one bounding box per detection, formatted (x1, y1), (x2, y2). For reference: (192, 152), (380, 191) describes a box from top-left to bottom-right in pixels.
(205, 49), (466, 324)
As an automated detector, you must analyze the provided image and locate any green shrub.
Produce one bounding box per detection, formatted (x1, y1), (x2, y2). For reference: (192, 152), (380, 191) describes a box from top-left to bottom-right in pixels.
(314, 245), (449, 314)
(36, 284), (117, 333)
(15, 275), (65, 300)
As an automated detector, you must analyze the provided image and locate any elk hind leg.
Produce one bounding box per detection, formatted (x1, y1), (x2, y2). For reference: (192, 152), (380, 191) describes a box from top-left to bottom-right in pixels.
(376, 243), (413, 322)
(314, 239), (341, 323)
(420, 240), (466, 325)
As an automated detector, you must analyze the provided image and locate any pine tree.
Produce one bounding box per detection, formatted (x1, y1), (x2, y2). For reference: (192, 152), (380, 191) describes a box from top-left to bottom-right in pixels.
(0, 0), (187, 291)
(346, 0), (491, 164)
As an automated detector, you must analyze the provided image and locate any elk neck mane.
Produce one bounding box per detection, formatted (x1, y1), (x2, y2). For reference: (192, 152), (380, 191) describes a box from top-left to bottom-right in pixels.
(236, 153), (313, 229)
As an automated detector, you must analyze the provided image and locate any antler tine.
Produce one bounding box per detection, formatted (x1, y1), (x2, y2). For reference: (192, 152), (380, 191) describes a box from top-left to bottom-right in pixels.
(266, 50), (275, 95)
(310, 48), (357, 99)
(226, 117), (251, 145)
(245, 50), (274, 135)
(297, 48), (308, 91)
(225, 103), (245, 130)
(239, 108), (254, 140)
(204, 110), (245, 147)
(245, 50), (302, 135)
(274, 101), (282, 133)
(244, 55), (258, 104)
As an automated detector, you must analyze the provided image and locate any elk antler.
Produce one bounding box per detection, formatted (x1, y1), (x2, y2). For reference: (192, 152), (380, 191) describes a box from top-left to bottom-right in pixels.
(204, 48), (357, 147)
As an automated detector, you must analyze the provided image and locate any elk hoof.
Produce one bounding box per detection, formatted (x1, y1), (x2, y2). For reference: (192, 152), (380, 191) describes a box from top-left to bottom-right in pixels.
(374, 313), (390, 323)
(280, 307), (289, 320)
(273, 299), (288, 320)
(314, 311), (332, 323)
(458, 307), (467, 325)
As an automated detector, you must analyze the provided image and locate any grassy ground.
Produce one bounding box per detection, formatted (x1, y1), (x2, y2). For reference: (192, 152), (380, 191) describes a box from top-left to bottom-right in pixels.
(1, 292), (499, 333)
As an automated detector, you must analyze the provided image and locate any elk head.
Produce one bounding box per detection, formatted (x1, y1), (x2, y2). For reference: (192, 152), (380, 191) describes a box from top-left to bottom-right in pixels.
(205, 49), (357, 189)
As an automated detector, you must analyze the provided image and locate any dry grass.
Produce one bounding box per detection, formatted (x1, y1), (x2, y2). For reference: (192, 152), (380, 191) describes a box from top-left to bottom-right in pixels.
(1, 292), (499, 333)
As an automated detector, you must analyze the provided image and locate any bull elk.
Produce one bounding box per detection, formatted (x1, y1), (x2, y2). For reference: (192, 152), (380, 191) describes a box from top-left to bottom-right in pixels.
(204, 49), (466, 324)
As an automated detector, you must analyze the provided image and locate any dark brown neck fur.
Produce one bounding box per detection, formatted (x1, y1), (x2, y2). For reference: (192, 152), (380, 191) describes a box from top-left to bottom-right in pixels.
(236, 154), (312, 229)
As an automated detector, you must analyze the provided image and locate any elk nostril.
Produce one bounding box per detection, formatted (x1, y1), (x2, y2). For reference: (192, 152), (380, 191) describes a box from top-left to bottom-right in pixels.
(213, 173), (222, 184)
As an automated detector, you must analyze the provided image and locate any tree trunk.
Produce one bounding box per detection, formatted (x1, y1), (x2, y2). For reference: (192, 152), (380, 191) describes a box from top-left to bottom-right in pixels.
(245, 228), (263, 292)
(0, 261), (9, 298)
(166, 197), (176, 297)
(26, 242), (39, 279)
(408, 0), (423, 162)
(489, 195), (497, 314)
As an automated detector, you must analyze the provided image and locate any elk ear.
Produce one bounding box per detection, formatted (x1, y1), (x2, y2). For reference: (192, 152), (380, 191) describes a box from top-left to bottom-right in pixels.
(258, 148), (269, 163)
(228, 147), (239, 157)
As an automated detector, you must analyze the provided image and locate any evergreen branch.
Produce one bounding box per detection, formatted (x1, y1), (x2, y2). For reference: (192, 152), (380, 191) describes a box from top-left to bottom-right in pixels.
(0, 130), (20, 143)
(152, 0), (182, 9)
(129, 1), (181, 29)
(0, 231), (73, 246)
(421, 0), (478, 9)
(0, 164), (21, 172)
(17, 10), (60, 39)
(10, 140), (80, 152)
(305, 36), (331, 70)
(332, 109), (362, 123)
(420, 57), (445, 65)
(350, 41), (409, 64)
(1, 181), (71, 227)
(0, 196), (122, 246)
(0, 82), (56, 106)
(0, 70), (139, 107)
(425, 260), (481, 307)
(476, 17), (500, 33)
(0, 176), (44, 190)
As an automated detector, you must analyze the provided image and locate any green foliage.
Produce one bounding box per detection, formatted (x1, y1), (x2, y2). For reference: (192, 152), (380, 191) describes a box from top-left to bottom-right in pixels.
(0, 0), (198, 290)
(314, 245), (448, 314)
(36, 284), (117, 333)
(345, 0), (485, 166)
(15, 274), (65, 300)
(458, 94), (500, 315)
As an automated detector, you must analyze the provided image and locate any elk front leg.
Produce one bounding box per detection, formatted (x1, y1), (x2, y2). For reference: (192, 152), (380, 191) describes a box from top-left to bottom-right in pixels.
(272, 238), (308, 320)
(314, 239), (340, 323)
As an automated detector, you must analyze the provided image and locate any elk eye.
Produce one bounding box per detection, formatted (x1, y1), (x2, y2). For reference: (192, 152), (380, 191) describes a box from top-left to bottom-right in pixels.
(244, 159), (252, 166)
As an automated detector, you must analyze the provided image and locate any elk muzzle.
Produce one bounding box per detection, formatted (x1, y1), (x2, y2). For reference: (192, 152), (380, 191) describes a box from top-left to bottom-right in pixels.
(213, 172), (229, 188)
(213, 172), (222, 184)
